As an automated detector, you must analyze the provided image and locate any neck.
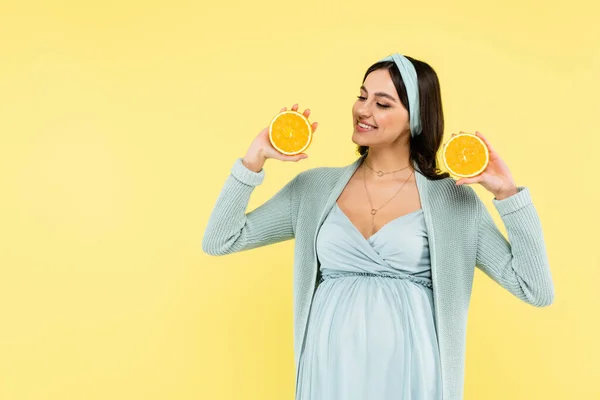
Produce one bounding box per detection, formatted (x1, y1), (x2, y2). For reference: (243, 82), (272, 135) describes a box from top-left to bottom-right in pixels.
(363, 144), (413, 175)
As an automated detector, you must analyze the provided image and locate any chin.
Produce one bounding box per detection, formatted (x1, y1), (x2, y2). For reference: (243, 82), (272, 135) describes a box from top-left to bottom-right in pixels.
(351, 132), (370, 147)
(351, 130), (362, 142)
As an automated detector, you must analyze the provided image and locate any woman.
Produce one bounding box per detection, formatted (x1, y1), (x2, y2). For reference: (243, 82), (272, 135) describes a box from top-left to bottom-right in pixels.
(202, 53), (555, 400)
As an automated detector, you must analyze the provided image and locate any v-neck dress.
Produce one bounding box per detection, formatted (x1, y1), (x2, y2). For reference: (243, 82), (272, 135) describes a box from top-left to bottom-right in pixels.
(295, 202), (443, 400)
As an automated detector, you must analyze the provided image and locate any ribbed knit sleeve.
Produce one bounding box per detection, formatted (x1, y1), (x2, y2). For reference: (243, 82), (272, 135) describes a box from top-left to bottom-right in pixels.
(202, 158), (298, 256)
(475, 186), (555, 307)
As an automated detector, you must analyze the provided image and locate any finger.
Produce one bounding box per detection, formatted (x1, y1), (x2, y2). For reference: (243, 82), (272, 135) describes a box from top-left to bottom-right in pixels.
(475, 131), (497, 154)
(274, 152), (307, 162)
(303, 108), (311, 118)
(455, 175), (483, 186)
(292, 103), (299, 112)
(311, 121), (318, 133)
(280, 107), (287, 112)
(285, 153), (307, 162)
(456, 178), (474, 186)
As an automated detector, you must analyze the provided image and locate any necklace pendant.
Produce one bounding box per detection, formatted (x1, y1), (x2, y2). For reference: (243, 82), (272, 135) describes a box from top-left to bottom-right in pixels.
(371, 209), (377, 215)
(377, 171), (384, 177)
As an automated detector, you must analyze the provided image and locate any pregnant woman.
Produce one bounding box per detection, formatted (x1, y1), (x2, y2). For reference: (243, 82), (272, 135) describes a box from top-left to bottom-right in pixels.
(202, 52), (555, 400)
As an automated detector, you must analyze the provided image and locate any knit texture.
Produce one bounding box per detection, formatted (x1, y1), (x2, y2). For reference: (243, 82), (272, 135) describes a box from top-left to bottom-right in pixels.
(202, 154), (555, 400)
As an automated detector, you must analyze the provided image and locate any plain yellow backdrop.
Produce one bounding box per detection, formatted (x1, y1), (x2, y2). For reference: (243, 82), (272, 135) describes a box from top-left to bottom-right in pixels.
(1, 0), (598, 399)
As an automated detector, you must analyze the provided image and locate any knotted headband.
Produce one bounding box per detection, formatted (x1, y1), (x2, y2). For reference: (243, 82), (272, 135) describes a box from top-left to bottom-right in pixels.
(378, 53), (422, 137)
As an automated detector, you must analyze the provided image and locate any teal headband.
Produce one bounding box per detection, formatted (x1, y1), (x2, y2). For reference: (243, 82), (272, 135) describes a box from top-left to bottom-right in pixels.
(378, 53), (422, 137)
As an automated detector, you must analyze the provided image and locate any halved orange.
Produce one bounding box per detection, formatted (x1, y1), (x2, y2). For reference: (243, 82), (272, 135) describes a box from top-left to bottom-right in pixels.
(269, 110), (313, 155)
(442, 132), (489, 177)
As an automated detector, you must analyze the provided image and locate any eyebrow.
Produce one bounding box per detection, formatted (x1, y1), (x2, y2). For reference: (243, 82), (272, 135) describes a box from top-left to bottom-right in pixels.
(360, 85), (397, 103)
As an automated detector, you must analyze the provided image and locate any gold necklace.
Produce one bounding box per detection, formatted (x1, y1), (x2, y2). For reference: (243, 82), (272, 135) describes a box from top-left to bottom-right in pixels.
(363, 158), (411, 177)
(363, 163), (414, 236)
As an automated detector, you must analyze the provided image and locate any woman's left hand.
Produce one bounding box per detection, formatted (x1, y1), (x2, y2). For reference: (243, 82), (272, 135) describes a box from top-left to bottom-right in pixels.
(454, 131), (519, 200)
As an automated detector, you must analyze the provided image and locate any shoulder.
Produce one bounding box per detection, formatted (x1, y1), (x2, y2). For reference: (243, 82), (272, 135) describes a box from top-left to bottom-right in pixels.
(423, 173), (481, 206)
(295, 164), (348, 187)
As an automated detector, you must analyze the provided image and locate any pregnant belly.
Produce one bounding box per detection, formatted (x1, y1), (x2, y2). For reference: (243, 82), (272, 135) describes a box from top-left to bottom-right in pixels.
(309, 275), (436, 356)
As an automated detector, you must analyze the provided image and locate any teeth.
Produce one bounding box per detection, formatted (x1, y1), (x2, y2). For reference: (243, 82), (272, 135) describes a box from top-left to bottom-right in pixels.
(358, 122), (375, 129)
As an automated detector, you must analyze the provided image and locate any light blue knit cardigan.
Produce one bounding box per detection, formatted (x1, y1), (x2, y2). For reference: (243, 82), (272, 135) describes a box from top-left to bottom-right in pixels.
(202, 153), (555, 400)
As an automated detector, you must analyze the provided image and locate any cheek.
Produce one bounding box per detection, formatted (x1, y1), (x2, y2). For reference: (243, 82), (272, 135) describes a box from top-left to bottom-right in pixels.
(380, 111), (408, 129)
(377, 113), (393, 127)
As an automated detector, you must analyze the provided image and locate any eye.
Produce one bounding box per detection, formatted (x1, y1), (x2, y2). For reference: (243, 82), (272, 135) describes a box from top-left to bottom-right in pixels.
(356, 96), (390, 109)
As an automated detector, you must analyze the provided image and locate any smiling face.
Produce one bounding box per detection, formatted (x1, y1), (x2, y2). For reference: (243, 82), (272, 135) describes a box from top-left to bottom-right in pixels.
(352, 68), (411, 148)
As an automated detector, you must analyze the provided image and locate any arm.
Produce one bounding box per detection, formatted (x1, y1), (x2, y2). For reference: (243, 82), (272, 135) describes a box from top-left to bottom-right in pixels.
(474, 186), (555, 307)
(202, 158), (298, 256)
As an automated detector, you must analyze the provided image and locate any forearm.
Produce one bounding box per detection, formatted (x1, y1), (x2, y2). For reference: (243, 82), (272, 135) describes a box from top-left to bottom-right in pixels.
(202, 157), (296, 256)
(476, 187), (555, 306)
(202, 168), (261, 255)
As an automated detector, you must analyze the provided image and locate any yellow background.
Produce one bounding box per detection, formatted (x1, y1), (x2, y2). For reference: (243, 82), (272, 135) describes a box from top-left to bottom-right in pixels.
(1, 0), (598, 399)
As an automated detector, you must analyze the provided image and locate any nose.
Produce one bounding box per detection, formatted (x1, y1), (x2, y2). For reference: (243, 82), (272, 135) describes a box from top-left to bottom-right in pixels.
(356, 100), (372, 119)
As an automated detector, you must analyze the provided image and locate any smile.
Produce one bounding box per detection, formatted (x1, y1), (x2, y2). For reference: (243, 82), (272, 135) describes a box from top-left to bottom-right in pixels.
(356, 121), (377, 131)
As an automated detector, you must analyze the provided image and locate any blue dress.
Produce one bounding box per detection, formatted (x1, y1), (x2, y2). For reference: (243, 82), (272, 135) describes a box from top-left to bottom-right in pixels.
(295, 202), (443, 400)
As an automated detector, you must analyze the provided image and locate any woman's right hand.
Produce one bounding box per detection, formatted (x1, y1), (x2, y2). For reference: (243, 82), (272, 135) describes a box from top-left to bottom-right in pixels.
(243, 104), (318, 172)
